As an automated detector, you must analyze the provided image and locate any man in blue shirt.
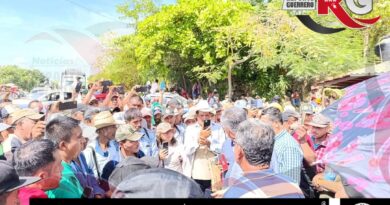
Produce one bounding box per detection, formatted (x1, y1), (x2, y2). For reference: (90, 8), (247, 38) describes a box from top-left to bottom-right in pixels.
(124, 108), (158, 157)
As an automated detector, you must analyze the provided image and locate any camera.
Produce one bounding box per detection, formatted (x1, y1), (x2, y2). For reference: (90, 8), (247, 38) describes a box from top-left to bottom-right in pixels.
(135, 86), (148, 93)
(114, 86), (125, 95)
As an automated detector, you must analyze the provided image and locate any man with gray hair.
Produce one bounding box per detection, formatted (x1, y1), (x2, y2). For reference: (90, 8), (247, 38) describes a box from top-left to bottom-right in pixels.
(220, 107), (247, 185)
(223, 119), (304, 198)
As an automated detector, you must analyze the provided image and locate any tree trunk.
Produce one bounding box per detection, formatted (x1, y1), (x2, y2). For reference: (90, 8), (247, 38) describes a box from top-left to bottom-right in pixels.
(228, 64), (233, 100)
(227, 53), (253, 100)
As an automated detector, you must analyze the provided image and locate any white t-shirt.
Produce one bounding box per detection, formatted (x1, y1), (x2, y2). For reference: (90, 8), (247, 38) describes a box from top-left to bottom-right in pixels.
(2, 134), (15, 153)
(151, 83), (158, 94)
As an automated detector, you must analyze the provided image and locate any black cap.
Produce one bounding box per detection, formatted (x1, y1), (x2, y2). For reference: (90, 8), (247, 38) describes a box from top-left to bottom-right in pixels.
(0, 161), (40, 194)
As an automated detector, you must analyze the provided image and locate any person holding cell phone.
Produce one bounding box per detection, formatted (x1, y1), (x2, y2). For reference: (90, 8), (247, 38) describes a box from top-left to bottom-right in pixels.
(156, 122), (186, 174)
(183, 100), (225, 192)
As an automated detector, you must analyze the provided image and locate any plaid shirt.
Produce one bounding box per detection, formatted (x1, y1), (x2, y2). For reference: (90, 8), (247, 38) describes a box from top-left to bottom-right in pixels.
(270, 130), (303, 184)
(311, 136), (328, 173)
(223, 169), (304, 198)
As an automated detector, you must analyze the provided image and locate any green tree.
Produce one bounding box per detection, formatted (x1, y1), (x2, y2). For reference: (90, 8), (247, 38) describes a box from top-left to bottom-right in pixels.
(0, 65), (46, 91)
(96, 0), (388, 100)
(117, 0), (159, 30)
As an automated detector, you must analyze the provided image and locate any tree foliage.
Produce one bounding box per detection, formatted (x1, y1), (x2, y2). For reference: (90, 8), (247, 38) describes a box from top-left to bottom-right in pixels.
(95, 0), (389, 99)
(0, 65), (46, 91)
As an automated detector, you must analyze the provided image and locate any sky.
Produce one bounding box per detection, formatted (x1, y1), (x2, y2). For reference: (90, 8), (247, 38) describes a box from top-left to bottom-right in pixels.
(0, 0), (175, 81)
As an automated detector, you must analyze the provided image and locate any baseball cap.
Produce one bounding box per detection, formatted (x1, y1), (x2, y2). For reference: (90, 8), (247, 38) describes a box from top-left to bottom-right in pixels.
(153, 108), (162, 116)
(162, 109), (175, 120)
(141, 108), (152, 117)
(307, 114), (331, 128)
(268, 102), (284, 112)
(156, 122), (174, 136)
(173, 108), (182, 116)
(0, 161), (41, 194)
(0, 104), (20, 119)
(300, 103), (314, 115)
(115, 125), (143, 142)
(84, 108), (100, 121)
(0, 123), (11, 132)
(167, 99), (179, 108)
(10, 109), (44, 125)
(184, 112), (196, 122)
(282, 110), (300, 122)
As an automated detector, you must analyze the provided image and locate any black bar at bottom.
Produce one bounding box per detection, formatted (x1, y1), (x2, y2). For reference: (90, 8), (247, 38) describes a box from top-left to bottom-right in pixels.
(31, 198), (329, 205)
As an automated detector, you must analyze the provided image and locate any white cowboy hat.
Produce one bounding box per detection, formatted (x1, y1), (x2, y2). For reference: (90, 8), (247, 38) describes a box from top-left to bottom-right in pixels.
(195, 100), (213, 113)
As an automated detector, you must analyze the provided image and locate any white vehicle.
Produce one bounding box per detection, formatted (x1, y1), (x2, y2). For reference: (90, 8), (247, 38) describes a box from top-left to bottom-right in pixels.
(30, 87), (52, 94)
(145, 92), (188, 108)
(12, 90), (73, 109)
(61, 69), (86, 93)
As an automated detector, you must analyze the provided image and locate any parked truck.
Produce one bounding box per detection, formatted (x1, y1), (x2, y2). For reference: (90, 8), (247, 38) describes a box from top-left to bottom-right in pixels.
(60, 69), (87, 93)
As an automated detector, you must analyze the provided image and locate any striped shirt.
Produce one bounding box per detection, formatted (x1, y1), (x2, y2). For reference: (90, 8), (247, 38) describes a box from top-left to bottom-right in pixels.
(223, 169), (304, 198)
(270, 130), (303, 184)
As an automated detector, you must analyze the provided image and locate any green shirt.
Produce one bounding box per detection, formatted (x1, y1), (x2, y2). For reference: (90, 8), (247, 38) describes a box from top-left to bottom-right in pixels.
(0, 144), (3, 156)
(46, 161), (83, 198)
(0, 144), (4, 159)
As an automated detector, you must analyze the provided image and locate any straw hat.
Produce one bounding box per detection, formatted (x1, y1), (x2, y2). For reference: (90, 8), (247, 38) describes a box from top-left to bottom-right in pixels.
(94, 111), (119, 130)
(10, 109), (44, 125)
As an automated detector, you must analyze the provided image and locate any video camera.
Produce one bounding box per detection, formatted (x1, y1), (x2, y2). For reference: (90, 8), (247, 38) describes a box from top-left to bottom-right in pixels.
(100, 80), (113, 93)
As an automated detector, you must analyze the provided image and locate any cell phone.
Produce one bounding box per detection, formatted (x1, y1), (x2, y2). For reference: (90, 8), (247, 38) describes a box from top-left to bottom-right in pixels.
(204, 188), (213, 198)
(114, 86), (125, 94)
(203, 120), (211, 129)
(58, 101), (77, 111)
(135, 86), (148, 93)
(162, 142), (169, 151)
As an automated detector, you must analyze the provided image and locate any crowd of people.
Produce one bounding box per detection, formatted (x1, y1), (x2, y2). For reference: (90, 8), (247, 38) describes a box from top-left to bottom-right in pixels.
(0, 80), (358, 204)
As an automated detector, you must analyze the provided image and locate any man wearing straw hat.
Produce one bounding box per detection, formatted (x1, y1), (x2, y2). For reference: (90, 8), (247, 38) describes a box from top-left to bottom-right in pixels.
(183, 100), (225, 192)
(5, 109), (44, 161)
(83, 111), (121, 188)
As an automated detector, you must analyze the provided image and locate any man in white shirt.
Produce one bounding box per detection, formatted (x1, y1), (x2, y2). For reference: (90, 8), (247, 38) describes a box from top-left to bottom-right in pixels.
(183, 100), (225, 192)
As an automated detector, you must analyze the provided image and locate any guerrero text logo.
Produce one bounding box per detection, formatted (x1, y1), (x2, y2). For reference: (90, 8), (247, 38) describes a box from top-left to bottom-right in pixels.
(283, 0), (380, 34)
